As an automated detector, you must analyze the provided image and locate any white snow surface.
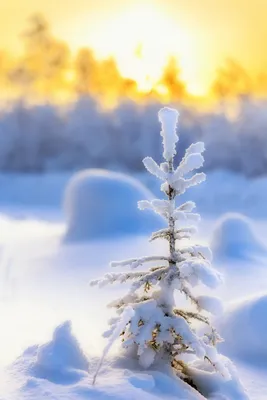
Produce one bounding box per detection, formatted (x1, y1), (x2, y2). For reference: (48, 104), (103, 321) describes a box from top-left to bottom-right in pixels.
(35, 320), (89, 376)
(1, 172), (267, 399)
(211, 213), (267, 261)
(217, 294), (267, 361)
(6, 349), (208, 400)
(63, 169), (164, 241)
(3, 170), (267, 218)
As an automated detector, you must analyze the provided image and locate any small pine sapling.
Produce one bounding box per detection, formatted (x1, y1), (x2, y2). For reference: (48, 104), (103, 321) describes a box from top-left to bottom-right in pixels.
(91, 107), (229, 387)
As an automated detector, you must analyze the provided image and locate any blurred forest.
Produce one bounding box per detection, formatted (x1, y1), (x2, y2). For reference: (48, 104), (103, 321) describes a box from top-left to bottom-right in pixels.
(0, 15), (267, 176)
(1, 14), (267, 103)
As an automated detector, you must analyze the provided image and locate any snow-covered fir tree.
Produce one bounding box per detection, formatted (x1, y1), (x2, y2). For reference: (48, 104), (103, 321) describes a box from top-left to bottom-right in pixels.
(91, 107), (229, 387)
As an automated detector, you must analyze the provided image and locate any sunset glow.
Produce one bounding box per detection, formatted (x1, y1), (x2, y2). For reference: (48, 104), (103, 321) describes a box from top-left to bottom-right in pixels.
(0, 0), (267, 101)
(86, 3), (199, 93)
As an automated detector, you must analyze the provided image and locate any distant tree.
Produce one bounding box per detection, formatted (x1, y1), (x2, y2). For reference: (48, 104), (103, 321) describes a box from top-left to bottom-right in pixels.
(74, 48), (98, 96)
(74, 50), (138, 104)
(9, 14), (70, 98)
(97, 57), (125, 103)
(212, 58), (252, 99)
(255, 71), (267, 97)
(159, 57), (186, 101)
(0, 51), (13, 89)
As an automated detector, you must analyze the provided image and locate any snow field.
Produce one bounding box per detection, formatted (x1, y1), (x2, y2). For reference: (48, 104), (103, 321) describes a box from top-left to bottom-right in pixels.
(0, 207), (265, 399)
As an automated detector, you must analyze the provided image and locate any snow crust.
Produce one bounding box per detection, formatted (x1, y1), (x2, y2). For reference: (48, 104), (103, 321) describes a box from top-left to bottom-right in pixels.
(63, 169), (164, 241)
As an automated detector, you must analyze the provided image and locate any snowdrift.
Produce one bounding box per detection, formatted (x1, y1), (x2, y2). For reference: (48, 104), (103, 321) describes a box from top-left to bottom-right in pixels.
(31, 321), (89, 384)
(6, 320), (249, 400)
(189, 357), (249, 400)
(63, 169), (164, 241)
(211, 213), (266, 260)
(218, 294), (267, 361)
(8, 321), (205, 400)
(3, 170), (267, 218)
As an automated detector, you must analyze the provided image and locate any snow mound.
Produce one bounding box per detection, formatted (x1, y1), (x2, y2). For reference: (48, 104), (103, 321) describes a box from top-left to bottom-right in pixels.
(218, 294), (267, 361)
(63, 169), (164, 242)
(211, 213), (266, 260)
(189, 356), (249, 400)
(32, 321), (89, 383)
(7, 330), (248, 400)
(10, 344), (206, 400)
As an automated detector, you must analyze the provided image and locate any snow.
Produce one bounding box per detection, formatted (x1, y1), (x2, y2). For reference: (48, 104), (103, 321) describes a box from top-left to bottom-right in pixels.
(3, 169), (267, 219)
(35, 321), (89, 378)
(4, 320), (248, 400)
(172, 142), (205, 181)
(63, 169), (164, 241)
(2, 97), (267, 400)
(3, 325), (249, 400)
(179, 258), (222, 289)
(1, 170), (267, 399)
(196, 296), (223, 316)
(158, 107), (179, 161)
(171, 172), (206, 194)
(217, 294), (267, 361)
(93, 306), (135, 384)
(7, 348), (209, 400)
(189, 357), (249, 400)
(142, 157), (166, 181)
(211, 213), (267, 261)
(174, 152), (205, 177)
(185, 142), (206, 157)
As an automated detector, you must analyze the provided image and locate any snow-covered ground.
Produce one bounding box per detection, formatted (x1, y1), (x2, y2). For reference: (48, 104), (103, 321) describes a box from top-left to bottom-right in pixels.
(1, 171), (267, 399)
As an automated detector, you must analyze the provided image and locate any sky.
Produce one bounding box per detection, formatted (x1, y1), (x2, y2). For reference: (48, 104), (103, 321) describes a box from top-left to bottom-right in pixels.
(1, 0), (267, 95)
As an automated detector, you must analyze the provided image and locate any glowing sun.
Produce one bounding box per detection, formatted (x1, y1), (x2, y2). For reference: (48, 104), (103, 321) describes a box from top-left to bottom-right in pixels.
(89, 3), (203, 95)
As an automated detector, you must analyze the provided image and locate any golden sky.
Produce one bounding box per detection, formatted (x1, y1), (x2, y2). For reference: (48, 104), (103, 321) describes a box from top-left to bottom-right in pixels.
(1, 0), (267, 95)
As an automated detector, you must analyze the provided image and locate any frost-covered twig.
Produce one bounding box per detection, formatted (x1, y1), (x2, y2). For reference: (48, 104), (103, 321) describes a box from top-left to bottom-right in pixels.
(143, 157), (167, 180)
(180, 245), (213, 261)
(92, 306), (134, 385)
(90, 271), (148, 287)
(110, 255), (169, 269)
